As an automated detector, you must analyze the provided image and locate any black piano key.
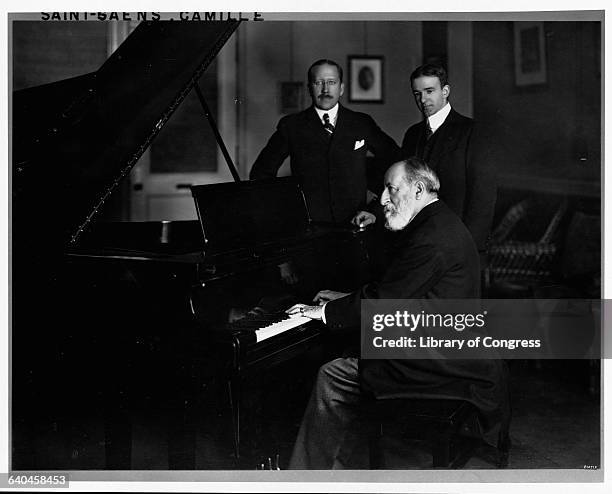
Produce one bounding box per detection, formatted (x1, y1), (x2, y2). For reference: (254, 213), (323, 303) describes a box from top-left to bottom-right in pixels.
(228, 310), (291, 331)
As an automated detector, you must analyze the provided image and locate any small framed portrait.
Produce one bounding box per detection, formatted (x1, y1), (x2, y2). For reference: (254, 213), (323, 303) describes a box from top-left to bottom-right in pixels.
(348, 56), (384, 103)
(514, 21), (548, 87)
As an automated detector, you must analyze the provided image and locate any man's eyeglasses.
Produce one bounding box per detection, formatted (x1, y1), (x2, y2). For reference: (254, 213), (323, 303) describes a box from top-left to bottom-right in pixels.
(311, 79), (339, 88)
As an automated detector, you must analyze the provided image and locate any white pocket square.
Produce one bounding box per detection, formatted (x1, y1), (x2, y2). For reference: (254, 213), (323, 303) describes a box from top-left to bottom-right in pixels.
(354, 139), (365, 150)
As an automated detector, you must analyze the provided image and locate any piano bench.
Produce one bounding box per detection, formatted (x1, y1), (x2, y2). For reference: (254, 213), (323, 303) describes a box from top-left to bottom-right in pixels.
(364, 398), (510, 469)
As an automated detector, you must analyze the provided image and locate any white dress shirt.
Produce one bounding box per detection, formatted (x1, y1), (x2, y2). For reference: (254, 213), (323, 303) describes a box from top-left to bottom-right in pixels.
(315, 103), (339, 127)
(427, 103), (452, 134)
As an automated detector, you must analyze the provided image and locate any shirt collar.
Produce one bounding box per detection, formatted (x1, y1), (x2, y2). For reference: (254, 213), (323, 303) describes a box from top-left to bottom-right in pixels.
(427, 103), (451, 133)
(315, 103), (339, 125)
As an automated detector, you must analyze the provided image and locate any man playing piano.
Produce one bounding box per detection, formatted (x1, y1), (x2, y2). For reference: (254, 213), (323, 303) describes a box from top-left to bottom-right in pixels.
(286, 158), (509, 469)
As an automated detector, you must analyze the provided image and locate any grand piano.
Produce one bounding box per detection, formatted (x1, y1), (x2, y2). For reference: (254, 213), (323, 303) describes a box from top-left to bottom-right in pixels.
(12, 21), (374, 469)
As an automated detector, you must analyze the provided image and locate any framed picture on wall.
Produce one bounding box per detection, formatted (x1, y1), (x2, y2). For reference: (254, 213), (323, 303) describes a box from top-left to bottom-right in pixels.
(348, 56), (384, 103)
(514, 21), (547, 86)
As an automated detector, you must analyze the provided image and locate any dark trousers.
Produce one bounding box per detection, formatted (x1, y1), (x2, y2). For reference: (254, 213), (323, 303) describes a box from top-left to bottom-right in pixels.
(289, 357), (365, 469)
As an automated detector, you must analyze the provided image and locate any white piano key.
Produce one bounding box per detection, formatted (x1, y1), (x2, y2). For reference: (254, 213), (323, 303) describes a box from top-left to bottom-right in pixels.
(255, 315), (311, 343)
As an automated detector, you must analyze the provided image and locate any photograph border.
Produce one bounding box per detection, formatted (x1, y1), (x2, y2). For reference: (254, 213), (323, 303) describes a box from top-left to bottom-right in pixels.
(4, 8), (608, 493)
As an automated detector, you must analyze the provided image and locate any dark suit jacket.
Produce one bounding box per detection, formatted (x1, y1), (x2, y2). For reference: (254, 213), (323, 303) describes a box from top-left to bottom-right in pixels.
(401, 108), (497, 252)
(250, 104), (399, 224)
(325, 200), (508, 442)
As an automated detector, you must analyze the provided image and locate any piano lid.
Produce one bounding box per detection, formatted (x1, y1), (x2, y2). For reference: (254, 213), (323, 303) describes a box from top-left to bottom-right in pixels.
(12, 20), (239, 249)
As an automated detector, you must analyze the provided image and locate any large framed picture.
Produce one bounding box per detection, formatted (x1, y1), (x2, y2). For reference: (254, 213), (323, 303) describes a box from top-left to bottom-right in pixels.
(348, 55), (384, 103)
(514, 21), (547, 86)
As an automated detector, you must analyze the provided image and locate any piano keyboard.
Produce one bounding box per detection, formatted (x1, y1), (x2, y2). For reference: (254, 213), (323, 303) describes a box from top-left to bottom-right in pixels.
(255, 315), (311, 343)
(228, 309), (312, 343)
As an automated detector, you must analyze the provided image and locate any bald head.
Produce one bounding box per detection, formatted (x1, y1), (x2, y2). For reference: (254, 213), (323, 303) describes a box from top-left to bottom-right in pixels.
(380, 158), (439, 231)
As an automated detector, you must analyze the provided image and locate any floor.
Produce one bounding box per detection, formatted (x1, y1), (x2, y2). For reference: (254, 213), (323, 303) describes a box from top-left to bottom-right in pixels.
(11, 358), (601, 471)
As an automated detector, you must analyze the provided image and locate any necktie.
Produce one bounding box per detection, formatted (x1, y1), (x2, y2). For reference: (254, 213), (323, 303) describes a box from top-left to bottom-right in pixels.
(323, 113), (335, 134)
(425, 121), (433, 140)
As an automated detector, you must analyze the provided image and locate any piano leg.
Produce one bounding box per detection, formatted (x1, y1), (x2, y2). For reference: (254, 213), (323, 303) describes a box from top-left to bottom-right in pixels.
(162, 328), (198, 469)
(166, 352), (197, 470)
(227, 377), (241, 460)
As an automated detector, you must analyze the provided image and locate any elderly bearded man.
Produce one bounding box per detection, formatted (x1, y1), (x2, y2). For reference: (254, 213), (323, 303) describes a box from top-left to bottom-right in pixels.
(286, 158), (509, 469)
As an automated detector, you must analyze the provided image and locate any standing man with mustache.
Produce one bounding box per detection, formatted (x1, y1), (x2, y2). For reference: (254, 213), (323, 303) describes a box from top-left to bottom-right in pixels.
(401, 64), (497, 259)
(250, 59), (399, 227)
(286, 158), (509, 469)
(250, 59), (399, 286)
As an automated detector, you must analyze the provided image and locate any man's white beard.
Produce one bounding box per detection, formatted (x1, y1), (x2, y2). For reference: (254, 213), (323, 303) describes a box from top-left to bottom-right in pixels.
(384, 204), (411, 231)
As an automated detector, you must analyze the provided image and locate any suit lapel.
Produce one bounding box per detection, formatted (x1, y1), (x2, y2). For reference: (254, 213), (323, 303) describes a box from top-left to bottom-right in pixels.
(333, 105), (347, 135)
(328, 104), (351, 147)
(414, 121), (428, 157)
(305, 106), (332, 145)
(427, 109), (461, 168)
